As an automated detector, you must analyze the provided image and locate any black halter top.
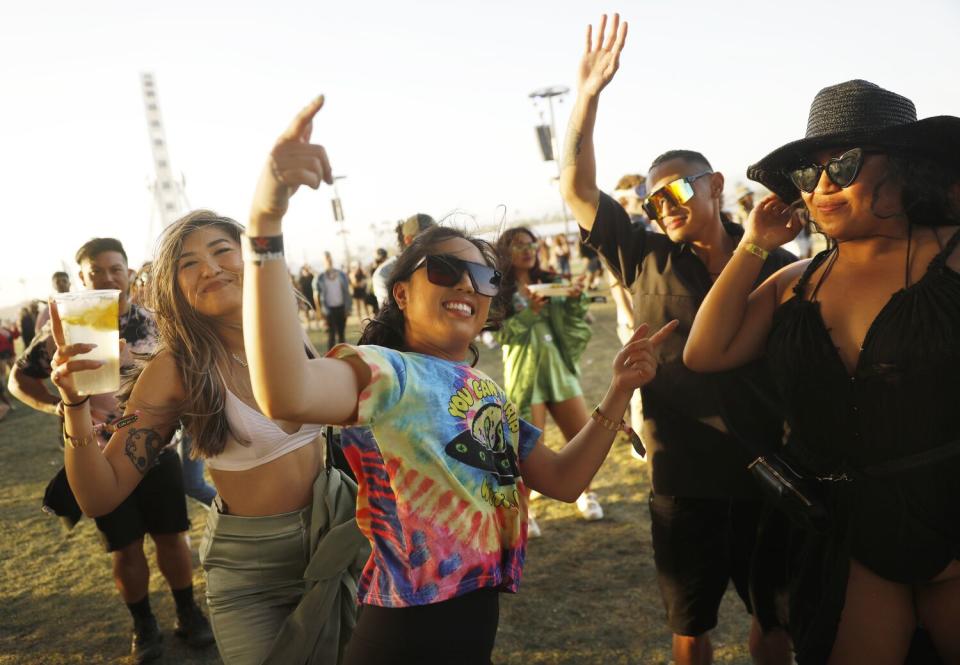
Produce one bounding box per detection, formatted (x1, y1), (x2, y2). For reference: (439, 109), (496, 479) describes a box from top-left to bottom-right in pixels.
(767, 227), (960, 582)
(762, 228), (960, 663)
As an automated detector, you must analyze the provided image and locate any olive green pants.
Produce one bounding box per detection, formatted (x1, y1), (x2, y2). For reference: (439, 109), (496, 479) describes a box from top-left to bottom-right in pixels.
(199, 498), (311, 665)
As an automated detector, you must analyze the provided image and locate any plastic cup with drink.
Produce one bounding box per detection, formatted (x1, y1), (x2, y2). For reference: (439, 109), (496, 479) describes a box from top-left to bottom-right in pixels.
(53, 289), (121, 396)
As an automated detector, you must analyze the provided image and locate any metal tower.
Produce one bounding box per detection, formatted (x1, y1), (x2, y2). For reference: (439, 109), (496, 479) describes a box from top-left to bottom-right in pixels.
(141, 72), (189, 236)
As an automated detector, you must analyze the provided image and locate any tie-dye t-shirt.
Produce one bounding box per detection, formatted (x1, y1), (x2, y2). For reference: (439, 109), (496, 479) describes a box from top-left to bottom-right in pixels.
(328, 344), (541, 608)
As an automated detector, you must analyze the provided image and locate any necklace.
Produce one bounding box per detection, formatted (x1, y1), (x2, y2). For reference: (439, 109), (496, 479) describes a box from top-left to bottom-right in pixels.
(231, 352), (248, 368)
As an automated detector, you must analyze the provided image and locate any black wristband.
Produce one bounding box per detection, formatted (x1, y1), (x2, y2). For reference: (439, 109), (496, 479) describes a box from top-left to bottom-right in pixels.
(243, 234), (285, 266)
(62, 395), (91, 408)
(245, 234), (284, 254)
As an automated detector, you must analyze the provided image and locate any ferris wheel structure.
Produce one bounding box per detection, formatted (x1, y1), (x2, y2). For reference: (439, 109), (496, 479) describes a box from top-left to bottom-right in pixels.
(141, 72), (190, 243)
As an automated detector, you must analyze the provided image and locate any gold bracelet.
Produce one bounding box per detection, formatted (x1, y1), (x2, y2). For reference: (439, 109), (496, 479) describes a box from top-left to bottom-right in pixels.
(593, 406), (647, 457)
(63, 429), (96, 449)
(740, 242), (769, 261)
(591, 406), (624, 433)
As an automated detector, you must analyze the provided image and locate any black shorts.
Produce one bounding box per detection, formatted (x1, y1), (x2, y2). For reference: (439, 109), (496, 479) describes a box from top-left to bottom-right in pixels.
(648, 492), (763, 636)
(94, 448), (190, 552)
(343, 588), (499, 665)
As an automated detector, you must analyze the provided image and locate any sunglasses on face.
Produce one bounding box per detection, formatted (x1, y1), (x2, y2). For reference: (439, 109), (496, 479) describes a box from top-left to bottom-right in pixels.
(642, 172), (712, 221)
(511, 242), (538, 253)
(786, 147), (881, 194)
(413, 254), (502, 297)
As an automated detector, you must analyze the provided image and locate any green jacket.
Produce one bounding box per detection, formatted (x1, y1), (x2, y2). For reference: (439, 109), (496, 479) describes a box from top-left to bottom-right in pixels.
(261, 465), (370, 665)
(496, 291), (591, 409)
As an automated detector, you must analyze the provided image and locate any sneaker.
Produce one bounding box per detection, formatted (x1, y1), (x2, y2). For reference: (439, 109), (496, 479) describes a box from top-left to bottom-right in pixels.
(527, 514), (542, 539)
(576, 492), (604, 521)
(131, 615), (163, 663)
(174, 605), (216, 649)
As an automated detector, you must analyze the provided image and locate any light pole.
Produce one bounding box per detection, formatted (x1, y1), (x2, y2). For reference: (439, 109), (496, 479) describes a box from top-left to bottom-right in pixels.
(331, 175), (350, 268)
(529, 85), (571, 236)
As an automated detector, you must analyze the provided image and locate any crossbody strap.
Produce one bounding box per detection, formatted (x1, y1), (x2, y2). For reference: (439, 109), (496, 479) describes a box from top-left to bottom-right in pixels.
(861, 439), (960, 478)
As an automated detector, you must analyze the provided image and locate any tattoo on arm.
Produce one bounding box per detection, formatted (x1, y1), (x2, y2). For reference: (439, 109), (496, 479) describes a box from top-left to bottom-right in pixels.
(562, 129), (583, 168)
(123, 427), (165, 474)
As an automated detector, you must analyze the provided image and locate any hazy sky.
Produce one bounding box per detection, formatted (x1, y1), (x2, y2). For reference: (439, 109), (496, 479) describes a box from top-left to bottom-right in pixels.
(2, 0), (958, 307)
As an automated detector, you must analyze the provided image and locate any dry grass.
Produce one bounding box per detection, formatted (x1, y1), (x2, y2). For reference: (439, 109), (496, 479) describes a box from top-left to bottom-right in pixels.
(0, 300), (753, 664)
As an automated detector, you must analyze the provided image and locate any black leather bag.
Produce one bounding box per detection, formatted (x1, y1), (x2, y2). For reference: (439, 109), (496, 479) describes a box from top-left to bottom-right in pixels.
(42, 466), (83, 530)
(748, 455), (830, 530)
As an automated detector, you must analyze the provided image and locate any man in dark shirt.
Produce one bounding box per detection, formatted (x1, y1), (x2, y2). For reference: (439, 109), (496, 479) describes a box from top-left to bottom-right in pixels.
(559, 15), (793, 665)
(9, 238), (212, 662)
(19, 304), (36, 347)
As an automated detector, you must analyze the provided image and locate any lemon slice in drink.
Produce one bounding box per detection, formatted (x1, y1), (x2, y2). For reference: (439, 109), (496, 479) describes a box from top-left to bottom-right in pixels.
(61, 301), (119, 331)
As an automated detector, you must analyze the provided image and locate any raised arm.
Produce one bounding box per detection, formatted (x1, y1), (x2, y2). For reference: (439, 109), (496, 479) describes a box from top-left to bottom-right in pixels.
(243, 96), (367, 424)
(559, 13), (628, 231)
(684, 195), (807, 372)
(520, 319), (677, 501)
(47, 302), (181, 517)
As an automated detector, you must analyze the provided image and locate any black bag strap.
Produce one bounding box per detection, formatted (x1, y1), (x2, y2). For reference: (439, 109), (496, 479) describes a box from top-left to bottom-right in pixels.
(861, 439), (960, 478)
(325, 425), (335, 471)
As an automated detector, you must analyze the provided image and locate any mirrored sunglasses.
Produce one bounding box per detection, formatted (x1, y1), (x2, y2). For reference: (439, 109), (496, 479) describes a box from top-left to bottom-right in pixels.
(414, 254), (502, 297)
(786, 147), (881, 194)
(642, 172), (712, 221)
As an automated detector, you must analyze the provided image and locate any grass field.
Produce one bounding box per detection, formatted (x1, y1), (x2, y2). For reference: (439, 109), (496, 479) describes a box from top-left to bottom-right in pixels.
(0, 299), (754, 664)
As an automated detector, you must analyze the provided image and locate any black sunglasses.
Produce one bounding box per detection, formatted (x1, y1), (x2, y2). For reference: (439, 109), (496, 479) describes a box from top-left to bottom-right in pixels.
(786, 147), (882, 194)
(642, 172), (712, 221)
(413, 254), (502, 297)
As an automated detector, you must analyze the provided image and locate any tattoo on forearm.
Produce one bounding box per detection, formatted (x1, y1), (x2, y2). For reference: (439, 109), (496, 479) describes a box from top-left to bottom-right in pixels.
(562, 129), (584, 168)
(123, 427), (165, 474)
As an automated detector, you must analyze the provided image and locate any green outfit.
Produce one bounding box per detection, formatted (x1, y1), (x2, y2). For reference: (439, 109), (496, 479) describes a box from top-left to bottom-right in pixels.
(199, 465), (369, 665)
(497, 288), (591, 419)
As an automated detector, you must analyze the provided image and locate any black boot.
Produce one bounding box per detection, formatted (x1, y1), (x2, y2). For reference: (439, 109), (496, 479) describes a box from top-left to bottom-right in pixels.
(174, 604), (215, 649)
(131, 615), (163, 663)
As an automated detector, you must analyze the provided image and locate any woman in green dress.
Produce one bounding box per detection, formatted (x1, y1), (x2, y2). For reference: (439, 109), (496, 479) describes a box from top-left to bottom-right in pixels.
(495, 227), (604, 533)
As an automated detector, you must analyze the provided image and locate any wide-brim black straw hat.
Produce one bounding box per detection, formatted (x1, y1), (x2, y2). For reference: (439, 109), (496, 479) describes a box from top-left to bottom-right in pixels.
(747, 79), (960, 202)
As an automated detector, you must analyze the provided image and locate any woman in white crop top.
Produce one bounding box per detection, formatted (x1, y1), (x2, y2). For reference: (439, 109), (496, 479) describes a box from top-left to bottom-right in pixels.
(51, 212), (366, 665)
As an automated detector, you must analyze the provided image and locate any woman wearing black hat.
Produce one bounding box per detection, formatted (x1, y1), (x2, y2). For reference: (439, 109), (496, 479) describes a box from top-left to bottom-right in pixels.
(684, 80), (960, 664)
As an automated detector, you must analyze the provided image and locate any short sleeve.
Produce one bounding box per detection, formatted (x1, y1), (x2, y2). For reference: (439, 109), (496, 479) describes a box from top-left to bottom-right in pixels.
(580, 192), (649, 289)
(517, 417), (541, 462)
(327, 344), (406, 426)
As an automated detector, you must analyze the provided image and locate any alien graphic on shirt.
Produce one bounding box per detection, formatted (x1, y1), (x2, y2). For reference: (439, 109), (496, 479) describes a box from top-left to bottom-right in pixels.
(444, 381), (523, 509)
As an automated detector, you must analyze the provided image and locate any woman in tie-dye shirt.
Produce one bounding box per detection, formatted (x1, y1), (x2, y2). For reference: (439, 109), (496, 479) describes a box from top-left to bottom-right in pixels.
(241, 96), (678, 665)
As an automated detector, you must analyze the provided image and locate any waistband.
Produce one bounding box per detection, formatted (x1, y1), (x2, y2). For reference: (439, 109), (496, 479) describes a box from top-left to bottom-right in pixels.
(206, 492), (313, 539)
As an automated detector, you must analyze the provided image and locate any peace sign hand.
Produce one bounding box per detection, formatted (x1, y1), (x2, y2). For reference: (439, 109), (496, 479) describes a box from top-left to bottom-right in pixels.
(251, 95), (333, 227)
(611, 319), (679, 393)
(47, 299), (104, 405)
(578, 13), (629, 98)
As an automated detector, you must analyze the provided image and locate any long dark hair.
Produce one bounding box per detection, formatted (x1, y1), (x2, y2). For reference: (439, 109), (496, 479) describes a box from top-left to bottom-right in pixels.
(357, 226), (502, 365)
(120, 211), (245, 458)
(494, 226), (557, 318)
(884, 153), (960, 227)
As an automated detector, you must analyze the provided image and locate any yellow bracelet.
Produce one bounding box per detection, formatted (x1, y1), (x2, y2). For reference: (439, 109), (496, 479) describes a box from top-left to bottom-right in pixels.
(740, 242), (769, 261)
